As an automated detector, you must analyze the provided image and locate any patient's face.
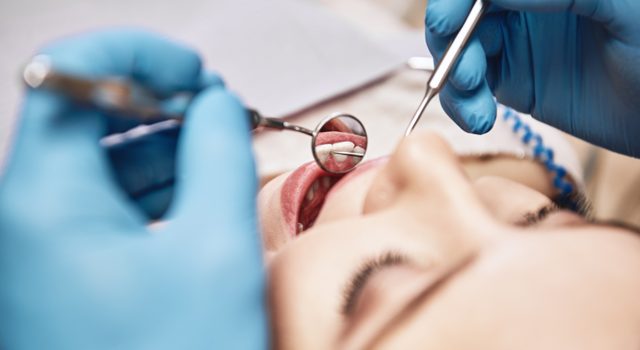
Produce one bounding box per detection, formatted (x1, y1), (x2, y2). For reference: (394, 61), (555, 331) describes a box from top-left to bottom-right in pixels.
(258, 133), (640, 349)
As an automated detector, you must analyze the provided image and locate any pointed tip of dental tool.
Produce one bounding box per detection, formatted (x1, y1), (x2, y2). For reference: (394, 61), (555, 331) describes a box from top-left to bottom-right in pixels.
(404, 87), (438, 137)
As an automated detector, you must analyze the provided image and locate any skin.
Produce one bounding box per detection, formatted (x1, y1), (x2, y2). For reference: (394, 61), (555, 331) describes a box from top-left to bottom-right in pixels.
(258, 132), (640, 349)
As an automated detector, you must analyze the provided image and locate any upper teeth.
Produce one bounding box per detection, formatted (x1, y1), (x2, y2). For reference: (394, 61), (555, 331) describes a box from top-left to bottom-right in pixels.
(315, 144), (332, 164)
(331, 141), (354, 162)
(316, 141), (362, 164)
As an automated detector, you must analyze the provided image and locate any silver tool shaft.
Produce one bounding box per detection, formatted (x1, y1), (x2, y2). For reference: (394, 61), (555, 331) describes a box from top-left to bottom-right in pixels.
(404, 0), (488, 136)
(330, 151), (365, 157)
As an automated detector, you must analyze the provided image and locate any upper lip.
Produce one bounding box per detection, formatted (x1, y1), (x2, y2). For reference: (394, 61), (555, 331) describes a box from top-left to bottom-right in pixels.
(315, 131), (367, 148)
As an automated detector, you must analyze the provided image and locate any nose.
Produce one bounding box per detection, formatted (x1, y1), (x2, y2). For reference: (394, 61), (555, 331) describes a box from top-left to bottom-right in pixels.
(363, 132), (494, 232)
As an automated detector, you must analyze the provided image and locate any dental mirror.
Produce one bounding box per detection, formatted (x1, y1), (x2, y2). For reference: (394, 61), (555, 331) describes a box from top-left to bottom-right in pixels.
(22, 57), (369, 174)
(312, 114), (368, 174)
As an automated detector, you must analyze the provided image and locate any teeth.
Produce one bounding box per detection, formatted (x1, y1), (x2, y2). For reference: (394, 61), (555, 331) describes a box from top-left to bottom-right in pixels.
(297, 222), (304, 233)
(353, 146), (366, 165)
(306, 181), (320, 201)
(332, 141), (355, 162)
(315, 144), (332, 164)
(306, 186), (315, 201)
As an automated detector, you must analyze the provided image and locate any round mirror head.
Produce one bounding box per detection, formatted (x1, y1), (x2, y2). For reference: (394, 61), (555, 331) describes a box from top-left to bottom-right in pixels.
(312, 114), (368, 174)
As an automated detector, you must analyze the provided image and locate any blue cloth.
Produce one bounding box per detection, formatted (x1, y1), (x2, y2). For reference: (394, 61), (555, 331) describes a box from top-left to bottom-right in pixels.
(0, 30), (267, 349)
(425, 0), (640, 157)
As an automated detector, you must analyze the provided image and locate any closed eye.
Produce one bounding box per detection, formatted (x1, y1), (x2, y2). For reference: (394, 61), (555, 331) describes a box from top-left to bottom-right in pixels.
(341, 251), (410, 316)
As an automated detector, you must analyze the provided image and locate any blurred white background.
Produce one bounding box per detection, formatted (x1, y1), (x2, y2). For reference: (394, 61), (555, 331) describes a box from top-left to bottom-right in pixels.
(0, 0), (426, 164)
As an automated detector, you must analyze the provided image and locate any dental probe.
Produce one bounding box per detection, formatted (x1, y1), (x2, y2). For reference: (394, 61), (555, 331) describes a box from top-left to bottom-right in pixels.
(330, 151), (364, 157)
(404, 0), (488, 136)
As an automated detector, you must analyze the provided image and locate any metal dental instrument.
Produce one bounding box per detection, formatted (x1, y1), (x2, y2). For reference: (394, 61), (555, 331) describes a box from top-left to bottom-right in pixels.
(329, 151), (364, 157)
(22, 55), (368, 174)
(404, 0), (488, 136)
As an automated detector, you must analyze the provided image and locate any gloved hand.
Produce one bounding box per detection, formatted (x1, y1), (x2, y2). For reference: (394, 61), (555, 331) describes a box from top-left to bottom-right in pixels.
(425, 0), (640, 157)
(0, 30), (267, 349)
(107, 127), (181, 220)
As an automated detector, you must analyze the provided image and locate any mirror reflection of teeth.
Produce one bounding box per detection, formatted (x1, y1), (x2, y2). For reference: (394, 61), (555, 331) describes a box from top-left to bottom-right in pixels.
(316, 141), (364, 163)
(331, 141), (355, 162)
(315, 144), (333, 163)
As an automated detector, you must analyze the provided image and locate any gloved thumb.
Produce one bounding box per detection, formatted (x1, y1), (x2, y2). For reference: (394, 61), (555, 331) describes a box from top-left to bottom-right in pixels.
(167, 87), (257, 229)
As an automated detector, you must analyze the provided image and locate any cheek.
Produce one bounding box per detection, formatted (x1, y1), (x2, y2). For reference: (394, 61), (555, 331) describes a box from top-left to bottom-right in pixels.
(258, 174), (292, 251)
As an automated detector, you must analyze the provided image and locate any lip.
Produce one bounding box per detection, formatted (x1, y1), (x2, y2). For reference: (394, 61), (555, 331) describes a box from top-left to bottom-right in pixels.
(279, 156), (389, 237)
(280, 161), (341, 237)
(315, 131), (367, 148)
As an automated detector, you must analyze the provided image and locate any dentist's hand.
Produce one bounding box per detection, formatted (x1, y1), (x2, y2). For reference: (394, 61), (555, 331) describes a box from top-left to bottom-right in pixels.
(0, 30), (267, 349)
(425, 0), (640, 157)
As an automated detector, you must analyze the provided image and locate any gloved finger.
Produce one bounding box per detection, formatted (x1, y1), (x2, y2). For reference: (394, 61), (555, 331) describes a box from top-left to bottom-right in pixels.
(447, 38), (487, 92)
(40, 29), (213, 96)
(439, 81), (497, 134)
(425, 0), (474, 39)
(107, 129), (179, 220)
(425, 6), (488, 94)
(2, 29), (213, 226)
(1, 91), (145, 227)
(488, 11), (536, 114)
(475, 12), (505, 58)
(166, 86), (257, 230)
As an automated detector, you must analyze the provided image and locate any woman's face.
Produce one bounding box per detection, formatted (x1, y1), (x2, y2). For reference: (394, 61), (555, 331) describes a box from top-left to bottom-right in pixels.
(258, 132), (640, 349)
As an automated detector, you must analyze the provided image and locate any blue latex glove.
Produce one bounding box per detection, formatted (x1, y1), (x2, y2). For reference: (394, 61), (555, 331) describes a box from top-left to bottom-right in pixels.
(425, 0), (640, 157)
(107, 128), (181, 220)
(0, 30), (267, 349)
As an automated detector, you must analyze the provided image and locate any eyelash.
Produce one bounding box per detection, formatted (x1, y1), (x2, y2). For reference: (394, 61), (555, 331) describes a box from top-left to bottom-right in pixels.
(518, 203), (560, 226)
(341, 251), (408, 316)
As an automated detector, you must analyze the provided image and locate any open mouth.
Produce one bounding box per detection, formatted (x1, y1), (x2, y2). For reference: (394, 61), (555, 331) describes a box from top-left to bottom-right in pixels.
(280, 162), (343, 237)
(279, 154), (388, 237)
(280, 132), (368, 236)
